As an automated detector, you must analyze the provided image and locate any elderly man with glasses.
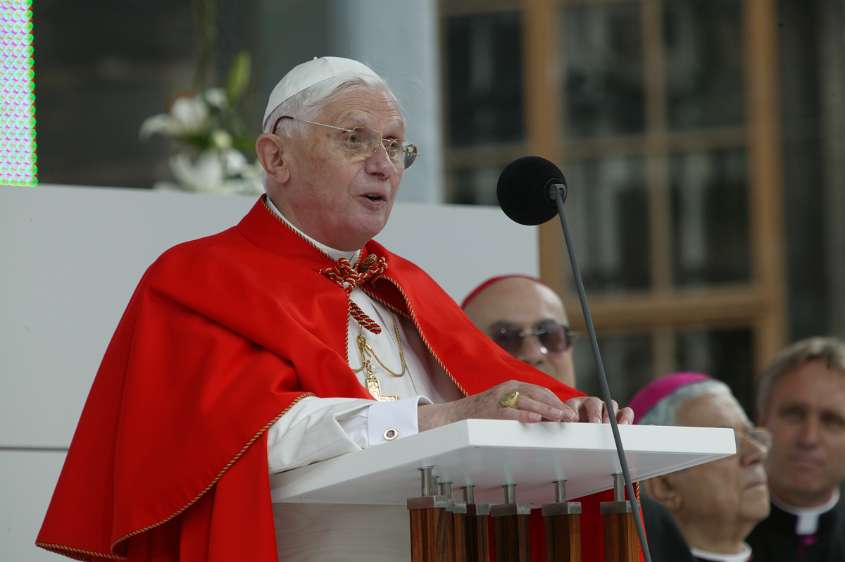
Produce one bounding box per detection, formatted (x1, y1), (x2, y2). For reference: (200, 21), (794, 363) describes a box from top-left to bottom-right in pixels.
(37, 57), (634, 562)
(630, 373), (771, 562)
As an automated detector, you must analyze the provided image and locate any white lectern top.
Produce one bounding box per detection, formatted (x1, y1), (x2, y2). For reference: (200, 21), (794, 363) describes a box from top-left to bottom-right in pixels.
(270, 420), (735, 506)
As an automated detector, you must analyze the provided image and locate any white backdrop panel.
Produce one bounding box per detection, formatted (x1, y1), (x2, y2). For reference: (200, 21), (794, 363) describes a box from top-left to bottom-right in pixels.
(0, 451), (67, 561)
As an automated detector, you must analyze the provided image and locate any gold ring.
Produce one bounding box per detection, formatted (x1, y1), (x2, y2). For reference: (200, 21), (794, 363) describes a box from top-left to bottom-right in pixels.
(498, 390), (520, 409)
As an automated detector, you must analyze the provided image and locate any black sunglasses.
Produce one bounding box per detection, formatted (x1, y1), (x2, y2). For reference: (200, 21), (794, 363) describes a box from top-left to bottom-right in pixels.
(489, 320), (574, 355)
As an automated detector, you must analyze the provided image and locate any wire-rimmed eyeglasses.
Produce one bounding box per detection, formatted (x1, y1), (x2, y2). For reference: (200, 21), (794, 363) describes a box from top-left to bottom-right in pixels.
(272, 115), (418, 170)
(735, 427), (772, 453)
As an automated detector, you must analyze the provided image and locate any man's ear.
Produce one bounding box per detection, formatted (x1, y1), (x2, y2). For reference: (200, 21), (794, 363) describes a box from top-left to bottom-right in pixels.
(645, 475), (682, 512)
(256, 133), (290, 185)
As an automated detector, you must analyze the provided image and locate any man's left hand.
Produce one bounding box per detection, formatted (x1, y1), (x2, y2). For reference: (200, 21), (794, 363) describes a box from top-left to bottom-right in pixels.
(563, 396), (634, 424)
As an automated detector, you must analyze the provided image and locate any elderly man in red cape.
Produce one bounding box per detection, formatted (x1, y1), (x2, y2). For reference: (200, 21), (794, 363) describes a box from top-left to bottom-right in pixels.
(36, 56), (634, 562)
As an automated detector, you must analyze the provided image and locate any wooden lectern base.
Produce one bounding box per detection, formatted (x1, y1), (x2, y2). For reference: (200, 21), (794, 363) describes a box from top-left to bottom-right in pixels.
(409, 505), (455, 562)
(452, 510), (467, 562)
(463, 504), (490, 562)
(600, 503), (641, 562)
(542, 502), (582, 562)
(491, 506), (532, 562)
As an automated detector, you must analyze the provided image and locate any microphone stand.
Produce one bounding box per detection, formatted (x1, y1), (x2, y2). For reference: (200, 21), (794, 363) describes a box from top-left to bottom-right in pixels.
(549, 182), (653, 562)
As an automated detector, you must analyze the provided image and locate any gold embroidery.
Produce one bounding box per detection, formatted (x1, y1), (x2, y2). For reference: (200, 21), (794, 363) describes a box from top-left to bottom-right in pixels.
(376, 276), (469, 397)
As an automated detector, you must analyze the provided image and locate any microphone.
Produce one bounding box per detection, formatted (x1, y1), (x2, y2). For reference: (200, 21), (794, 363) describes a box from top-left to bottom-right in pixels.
(496, 156), (567, 226)
(496, 155), (653, 562)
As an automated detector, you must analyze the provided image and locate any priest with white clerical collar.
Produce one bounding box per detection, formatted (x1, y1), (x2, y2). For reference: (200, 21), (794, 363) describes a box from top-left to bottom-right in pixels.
(748, 337), (845, 562)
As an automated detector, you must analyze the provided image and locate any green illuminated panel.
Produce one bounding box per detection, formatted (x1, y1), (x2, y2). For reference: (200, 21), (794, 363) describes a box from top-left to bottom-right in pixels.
(0, 0), (37, 186)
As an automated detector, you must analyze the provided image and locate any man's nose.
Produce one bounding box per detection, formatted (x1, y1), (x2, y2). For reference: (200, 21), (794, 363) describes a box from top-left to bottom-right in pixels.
(740, 437), (768, 465)
(364, 143), (396, 179)
(517, 335), (548, 366)
(797, 417), (821, 447)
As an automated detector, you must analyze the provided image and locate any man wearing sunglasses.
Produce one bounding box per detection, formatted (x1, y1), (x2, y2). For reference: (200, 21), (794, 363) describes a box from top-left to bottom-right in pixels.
(462, 275), (576, 388)
(38, 57), (633, 562)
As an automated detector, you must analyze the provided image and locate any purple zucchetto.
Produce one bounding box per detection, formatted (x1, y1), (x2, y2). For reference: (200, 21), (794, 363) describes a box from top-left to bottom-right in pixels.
(629, 372), (713, 424)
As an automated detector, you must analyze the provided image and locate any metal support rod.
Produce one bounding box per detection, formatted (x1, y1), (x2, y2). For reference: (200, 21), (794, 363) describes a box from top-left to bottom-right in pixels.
(503, 483), (516, 504)
(420, 466), (435, 497)
(613, 474), (625, 502)
(463, 485), (476, 504)
(554, 480), (567, 503)
(553, 185), (653, 562)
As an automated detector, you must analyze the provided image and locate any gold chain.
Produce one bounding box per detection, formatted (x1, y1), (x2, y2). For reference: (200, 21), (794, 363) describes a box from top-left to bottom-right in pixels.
(360, 354), (398, 402)
(353, 317), (408, 377)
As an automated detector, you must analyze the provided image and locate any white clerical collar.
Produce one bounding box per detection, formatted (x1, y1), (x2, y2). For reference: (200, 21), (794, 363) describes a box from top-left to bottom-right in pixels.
(265, 196), (360, 263)
(771, 488), (840, 535)
(690, 543), (752, 562)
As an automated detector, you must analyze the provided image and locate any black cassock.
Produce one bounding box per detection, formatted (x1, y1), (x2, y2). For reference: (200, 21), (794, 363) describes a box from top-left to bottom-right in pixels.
(748, 489), (845, 562)
(642, 495), (696, 562)
(643, 495), (756, 562)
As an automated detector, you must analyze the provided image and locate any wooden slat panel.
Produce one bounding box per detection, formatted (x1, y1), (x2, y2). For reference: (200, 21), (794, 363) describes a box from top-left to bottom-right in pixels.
(440, 0), (521, 17)
(744, 0), (787, 369)
(441, 0), (785, 375)
(444, 128), (748, 168)
(563, 286), (768, 331)
(523, 0), (568, 294)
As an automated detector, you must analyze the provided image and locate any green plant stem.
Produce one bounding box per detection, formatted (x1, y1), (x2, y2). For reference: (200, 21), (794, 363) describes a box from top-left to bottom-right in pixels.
(193, 0), (218, 91)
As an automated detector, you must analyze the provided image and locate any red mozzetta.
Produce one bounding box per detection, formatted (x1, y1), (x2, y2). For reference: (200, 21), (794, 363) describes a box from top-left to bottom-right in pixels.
(37, 196), (623, 562)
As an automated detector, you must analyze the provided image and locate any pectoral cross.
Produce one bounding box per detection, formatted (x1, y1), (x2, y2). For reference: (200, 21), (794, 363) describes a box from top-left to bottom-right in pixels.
(357, 335), (398, 401)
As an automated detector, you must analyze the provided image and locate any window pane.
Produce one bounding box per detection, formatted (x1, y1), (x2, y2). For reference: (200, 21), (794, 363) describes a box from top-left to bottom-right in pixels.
(670, 149), (750, 287)
(675, 326), (754, 415)
(34, 1), (196, 187)
(663, 0), (744, 130)
(575, 333), (653, 406)
(561, 3), (645, 138)
(565, 156), (650, 291)
(444, 12), (524, 147)
(446, 165), (503, 205)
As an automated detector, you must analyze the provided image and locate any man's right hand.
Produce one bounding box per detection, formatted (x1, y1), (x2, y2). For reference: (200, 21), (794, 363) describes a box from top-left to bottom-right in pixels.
(417, 380), (575, 431)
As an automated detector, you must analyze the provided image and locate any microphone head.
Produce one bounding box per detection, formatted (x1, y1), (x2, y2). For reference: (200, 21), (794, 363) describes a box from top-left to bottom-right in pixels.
(496, 156), (566, 225)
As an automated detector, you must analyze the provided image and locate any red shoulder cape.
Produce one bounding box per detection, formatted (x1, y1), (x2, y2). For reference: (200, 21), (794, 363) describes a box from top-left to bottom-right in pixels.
(37, 197), (624, 561)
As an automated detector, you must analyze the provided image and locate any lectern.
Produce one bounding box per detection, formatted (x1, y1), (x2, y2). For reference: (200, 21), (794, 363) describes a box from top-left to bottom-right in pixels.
(270, 420), (735, 562)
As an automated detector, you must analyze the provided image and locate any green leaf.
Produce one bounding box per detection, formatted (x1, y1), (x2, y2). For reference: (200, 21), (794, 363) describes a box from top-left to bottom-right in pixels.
(232, 136), (256, 154)
(226, 51), (252, 106)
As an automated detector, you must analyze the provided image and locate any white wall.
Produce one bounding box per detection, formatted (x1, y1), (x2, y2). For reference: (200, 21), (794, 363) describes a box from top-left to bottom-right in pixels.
(0, 184), (538, 561)
(331, 0), (444, 203)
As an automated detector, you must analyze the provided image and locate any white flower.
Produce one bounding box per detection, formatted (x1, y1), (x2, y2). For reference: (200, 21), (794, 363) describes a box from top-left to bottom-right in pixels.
(204, 88), (228, 109)
(169, 96), (209, 134)
(142, 83), (263, 195)
(140, 94), (209, 140)
(169, 152), (224, 192)
(222, 148), (246, 174)
(211, 129), (233, 149)
(139, 113), (177, 139)
(166, 149), (263, 195)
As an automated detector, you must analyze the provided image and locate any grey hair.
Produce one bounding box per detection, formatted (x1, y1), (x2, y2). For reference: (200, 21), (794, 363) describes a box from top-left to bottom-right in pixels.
(638, 379), (733, 426)
(262, 75), (400, 137)
(756, 337), (845, 417)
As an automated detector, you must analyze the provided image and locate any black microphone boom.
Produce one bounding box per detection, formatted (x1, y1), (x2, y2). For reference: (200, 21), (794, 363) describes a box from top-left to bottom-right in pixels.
(496, 155), (654, 562)
(496, 155), (567, 226)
